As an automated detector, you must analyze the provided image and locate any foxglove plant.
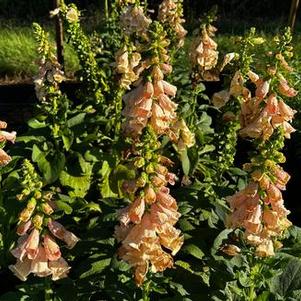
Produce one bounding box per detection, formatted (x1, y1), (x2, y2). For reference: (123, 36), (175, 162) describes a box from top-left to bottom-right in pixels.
(226, 28), (297, 257)
(9, 160), (79, 281)
(114, 3), (194, 284)
(158, 0), (187, 49)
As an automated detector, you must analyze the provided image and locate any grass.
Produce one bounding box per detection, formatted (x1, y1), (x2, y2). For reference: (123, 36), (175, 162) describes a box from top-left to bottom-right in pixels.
(0, 22), (301, 84)
(0, 26), (79, 82)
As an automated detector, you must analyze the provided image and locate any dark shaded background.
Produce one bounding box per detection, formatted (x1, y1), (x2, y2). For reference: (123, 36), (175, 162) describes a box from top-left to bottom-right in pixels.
(0, 0), (298, 33)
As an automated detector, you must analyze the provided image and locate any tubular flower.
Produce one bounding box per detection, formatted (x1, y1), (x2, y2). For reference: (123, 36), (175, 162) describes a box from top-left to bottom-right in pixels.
(9, 160), (79, 281)
(122, 69), (178, 138)
(115, 157), (183, 285)
(116, 10), (185, 286)
(120, 6), (151, 38)
(10, 224), (77, 281)
(226, 36), (297, 257)
(0, 120), (16, 166)
(239, 77), (296, 141)
(158, 0), (187, 48)
(170, 119), (196, 151)
(115, 46), (142, 89)
(190, 24), (219, 81)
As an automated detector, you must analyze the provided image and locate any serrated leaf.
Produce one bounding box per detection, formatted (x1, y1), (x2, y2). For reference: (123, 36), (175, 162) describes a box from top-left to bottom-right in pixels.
(271, 258), (301, 297)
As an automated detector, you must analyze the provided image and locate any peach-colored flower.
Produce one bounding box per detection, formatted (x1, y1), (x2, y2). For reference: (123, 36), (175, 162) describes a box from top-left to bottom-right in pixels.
(144, 186), (157, 204)
(9, 257), (32, 281)
(170, 119), (195, 151)
(158, 0), (187, 48)
(0, 121), (7, 129)
(255, 239), (275, 257)
(244, 204), (262, 234)
(230, 71), (244, 97)
(17, 221), (32, 236)
(0, 130), (16, 143)
(0, 149), (12, 166)
(263, 208), (279, 229)
(247, 70), (259, 83)
(49, 257), (70, 281)
(278, 80), (298, 97)
(255, 80), (270, 100)
(128, 197), (145, 224)
(212, 90), (230, 109)
(48, 220), (79, 249)
(31, 246), (52, 277)
(25, 228), (40, 260)
(44, 235), (61, 261)
(156, 223), (183, 255)
(120, 6), (151, 37)
(221, 244), (241, 256)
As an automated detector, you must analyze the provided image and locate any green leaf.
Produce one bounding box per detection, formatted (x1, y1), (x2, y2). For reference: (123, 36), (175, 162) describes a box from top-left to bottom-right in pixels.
(32, 145), (65, 184)
(99, 161), (117, 198)
(79, 258), (111, 279)
(183, 244), (204, 260)
(255, 292), (271, 301)
(211, 229), (233, 259)
(181, 148), (190, 176)
(67, 113), (86, 127)
(28, 118), (46, 129)
(109, 164), (136, 196)
(271, 257), (301, 297)
(62, 134), (73, 151)
(59, 171), (91, 198)
(55, 200), (73, 214)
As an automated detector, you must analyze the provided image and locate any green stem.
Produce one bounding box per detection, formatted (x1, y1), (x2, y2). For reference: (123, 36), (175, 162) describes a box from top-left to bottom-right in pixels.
(104, 0), (109, 20)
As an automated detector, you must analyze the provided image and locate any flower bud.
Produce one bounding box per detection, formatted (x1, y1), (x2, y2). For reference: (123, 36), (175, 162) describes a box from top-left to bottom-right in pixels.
(41, 202), (54, 215)
(16, 194), (25, 201)
(151, 175), (166, 187)
(144, 185), (156, 204)
(134, 157), (145, 168)
(34, 191), (42, 200)
(32, 214), (44, 229)
(145, 164), (155, 174)
(221, 244), (241, 256)
(136, 172), (148, 188)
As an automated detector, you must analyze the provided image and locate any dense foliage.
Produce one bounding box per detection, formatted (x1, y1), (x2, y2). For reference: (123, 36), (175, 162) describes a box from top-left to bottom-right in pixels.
(0, 1), (301, 301)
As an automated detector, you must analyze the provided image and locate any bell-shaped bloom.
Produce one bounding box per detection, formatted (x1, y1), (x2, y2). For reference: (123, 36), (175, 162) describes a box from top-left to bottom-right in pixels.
(25, 229), (40, 260)
(48, 220), (79, 249)
(31, 246), (52, 277)
(44, 235), (61, 261)
(221, 244), (241, 256)
(212, 90), (230, 109)
(278, 80), (298, 97)
(0, 130), (16, 143)
(16, 221), (32, 236)
(255, 80), (270, 100)
(230, 71), (244, 97)
(128, 197), (145, 224)
(120, 6), (152, 37)
(244, 205), (262, 234)
(49, 257), (70, 281)
(0, 148), (12, 166)
(158, 0), (187, 48)
(144, 186), (157, 204)
(255, 239), (275, 257)
(9, 257), (32, 281)
(156, 223), (183, 255)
